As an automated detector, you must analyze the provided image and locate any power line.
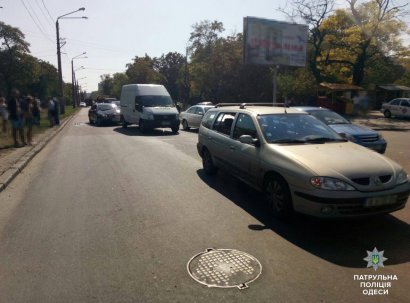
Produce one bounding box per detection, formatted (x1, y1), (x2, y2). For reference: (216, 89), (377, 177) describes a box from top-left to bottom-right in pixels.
(20, 0), (54, 45)
(41, 0), (54, 25)
(24, 0), (46, 33)
(34, 0), (54, 29)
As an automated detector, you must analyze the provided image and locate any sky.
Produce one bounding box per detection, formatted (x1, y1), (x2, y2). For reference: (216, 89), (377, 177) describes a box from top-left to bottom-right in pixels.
(0, 0), (408, 93)
(1, 0), (292, 92)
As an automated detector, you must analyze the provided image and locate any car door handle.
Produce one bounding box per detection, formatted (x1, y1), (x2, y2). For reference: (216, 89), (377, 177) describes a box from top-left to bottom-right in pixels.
(207, 137), (212, 140)
(230, 146), (236, 150)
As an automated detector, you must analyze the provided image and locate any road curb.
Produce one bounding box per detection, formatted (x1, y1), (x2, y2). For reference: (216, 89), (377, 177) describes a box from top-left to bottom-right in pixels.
(0, 112), (77, 193)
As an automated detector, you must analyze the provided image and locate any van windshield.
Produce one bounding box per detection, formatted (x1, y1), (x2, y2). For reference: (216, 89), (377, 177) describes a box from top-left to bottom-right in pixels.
(136, 95), (175, 108)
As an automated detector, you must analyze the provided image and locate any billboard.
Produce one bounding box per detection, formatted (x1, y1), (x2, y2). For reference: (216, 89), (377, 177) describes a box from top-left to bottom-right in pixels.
(243, 17), (308, 67)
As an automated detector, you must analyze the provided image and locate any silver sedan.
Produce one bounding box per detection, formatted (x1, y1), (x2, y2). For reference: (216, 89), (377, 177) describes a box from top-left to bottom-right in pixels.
(180, 105), (214, 130)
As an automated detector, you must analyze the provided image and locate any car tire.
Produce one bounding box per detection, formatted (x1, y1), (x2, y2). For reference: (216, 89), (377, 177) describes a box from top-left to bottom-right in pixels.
(171, 124), (179, 134)
(182, 119), (190, 130)
(121, 117), (128, 128)
(89, 117), (93, 125)
(384, 110), (391, 118)
(139, 119), (147, 133)
(96, 116), (102, 127)
(264, 175), (293, 218)
(202, 148), (218, 175)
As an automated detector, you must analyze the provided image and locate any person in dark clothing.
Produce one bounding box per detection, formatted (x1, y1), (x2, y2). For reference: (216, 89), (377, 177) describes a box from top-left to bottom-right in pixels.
(53, 98), (60, 125)
(7, 89), (26, 147)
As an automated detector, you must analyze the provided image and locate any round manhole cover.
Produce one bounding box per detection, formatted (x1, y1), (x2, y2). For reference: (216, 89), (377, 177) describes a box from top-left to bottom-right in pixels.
(187, 248), (262, 289)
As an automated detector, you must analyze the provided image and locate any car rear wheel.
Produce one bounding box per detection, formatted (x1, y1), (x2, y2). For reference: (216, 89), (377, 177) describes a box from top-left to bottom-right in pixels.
(384, 110), (391, 118)
(182, 119), (190, 130)
(265, 175), (293, 218)
(121, 117), (128, 128)
(202, 148), (218, 175)
(139, 119), (147, 133)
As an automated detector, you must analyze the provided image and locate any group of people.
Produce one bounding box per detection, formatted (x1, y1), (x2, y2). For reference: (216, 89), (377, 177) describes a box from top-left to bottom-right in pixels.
(0, 89), (59, 148)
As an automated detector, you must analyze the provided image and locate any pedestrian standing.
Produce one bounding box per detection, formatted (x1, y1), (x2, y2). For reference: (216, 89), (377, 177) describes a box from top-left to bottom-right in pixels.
(7, 89), (26, 147)
(32, 98), (41, 126)
(48, 97), (55, 127)
(23, 96), (34, 145)
(53, 97), (60, 125)
(0, 94), (9, 134)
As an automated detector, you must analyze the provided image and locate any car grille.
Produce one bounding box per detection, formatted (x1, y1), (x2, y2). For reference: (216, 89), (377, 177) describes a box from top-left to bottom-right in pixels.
(357, 134), (379, 142)
(154, 114), (176, 121)
(351, 175), (392, 186)
(336, 192), (408, 215)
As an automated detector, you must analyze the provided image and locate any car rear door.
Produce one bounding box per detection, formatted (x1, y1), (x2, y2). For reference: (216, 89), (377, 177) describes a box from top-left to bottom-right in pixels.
(209, 112), (236, 170)
(225, 113), (261, 186)
(399, 99), (410, 117)
(191, 106), (205, 128)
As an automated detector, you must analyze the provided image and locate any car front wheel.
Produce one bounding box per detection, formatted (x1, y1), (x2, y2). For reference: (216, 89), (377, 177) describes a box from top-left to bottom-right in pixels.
(265, 175), (293, 218)
(384, 110), (391, 118)
(182, 119), (190, 130)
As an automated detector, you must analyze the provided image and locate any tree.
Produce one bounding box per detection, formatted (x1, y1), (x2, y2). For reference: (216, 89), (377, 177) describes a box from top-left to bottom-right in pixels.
(279, 0), (336, 83)
(154, 52), (185, 100)
(319, 0), (408, 85)
(0, 21), (30, 95)
(125, 54), (161, 84)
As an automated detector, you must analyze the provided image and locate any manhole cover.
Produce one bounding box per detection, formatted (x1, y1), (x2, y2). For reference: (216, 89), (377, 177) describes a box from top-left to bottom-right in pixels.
(187, 248), (262, 289)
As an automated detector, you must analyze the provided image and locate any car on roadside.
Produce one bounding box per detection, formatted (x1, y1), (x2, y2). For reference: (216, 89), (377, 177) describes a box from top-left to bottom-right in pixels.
(180, 104), (215, 130)
(293, 106), (387, 153)
(79, 101), (87, 107)
(88, 103), (121, 126)
(381, 98), (410, 118)
(197, 103), (410, 218)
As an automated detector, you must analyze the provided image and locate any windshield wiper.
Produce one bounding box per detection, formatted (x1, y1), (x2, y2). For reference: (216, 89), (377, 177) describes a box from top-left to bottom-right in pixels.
(303, 137), (346, 143)
(270, 139), (306, 144)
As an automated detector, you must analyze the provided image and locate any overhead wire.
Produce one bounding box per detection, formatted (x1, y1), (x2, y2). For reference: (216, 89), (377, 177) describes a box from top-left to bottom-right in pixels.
(41, 0), (55, 26)
(24, 0), (46, 33)
(20, 0), (54, 45)
(34, 0), (54, 29)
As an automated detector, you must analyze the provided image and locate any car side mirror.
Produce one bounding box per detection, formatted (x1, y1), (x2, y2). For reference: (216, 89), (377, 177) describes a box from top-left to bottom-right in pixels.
(198, 112), (204, 116)
(239, 135), (260, 147)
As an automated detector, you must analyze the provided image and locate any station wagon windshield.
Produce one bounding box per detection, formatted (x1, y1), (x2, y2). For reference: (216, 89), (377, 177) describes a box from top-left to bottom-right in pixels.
(257, 114), (344, 144)
(136, 95), (175, 108)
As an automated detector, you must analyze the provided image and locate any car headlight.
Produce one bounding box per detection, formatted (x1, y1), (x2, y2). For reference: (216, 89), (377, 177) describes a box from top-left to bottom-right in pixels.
(310, 177), (356, 191)
(397, 170), (409, 185)
(146, 114), (154, 120)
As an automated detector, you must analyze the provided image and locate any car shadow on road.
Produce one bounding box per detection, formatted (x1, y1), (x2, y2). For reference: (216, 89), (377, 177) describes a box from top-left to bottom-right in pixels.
(113, 126), (179, 136)
(196, 169), (410, 268)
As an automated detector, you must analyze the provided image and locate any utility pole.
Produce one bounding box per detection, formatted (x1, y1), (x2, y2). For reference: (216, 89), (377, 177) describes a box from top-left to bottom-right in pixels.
(55, 7), (87, 115)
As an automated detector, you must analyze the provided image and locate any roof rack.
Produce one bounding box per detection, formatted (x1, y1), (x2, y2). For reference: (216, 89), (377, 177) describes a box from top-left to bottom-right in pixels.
(215, 102), (288, 109)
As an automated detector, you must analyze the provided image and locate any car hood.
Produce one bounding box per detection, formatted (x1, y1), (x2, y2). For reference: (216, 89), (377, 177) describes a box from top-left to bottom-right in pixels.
(329, 123), (376, 136)
(272, 142), (402, 191)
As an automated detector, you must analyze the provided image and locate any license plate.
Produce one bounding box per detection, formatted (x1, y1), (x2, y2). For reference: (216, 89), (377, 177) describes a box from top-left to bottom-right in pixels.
(365, 195), (397, 207)
(161, 121), (171, 126)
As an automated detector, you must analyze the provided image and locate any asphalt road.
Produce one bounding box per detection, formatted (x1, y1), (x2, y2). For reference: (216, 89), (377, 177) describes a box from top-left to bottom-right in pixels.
(0, 109), (409, 303)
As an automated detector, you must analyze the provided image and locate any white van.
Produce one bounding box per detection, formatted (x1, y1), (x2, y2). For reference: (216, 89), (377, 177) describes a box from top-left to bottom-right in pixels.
(120, 84), (180, 133)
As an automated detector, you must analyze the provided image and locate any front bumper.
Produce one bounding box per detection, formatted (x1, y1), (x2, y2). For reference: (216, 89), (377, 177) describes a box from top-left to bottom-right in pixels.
(101, 114), (121, 123)
(143, 118), (180, 129)
(291, 182), (410, 217)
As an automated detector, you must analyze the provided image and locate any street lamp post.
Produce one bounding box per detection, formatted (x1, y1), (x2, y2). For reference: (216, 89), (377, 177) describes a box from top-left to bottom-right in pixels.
(71, 52), (87, 108)
(56, 7), (87, 114)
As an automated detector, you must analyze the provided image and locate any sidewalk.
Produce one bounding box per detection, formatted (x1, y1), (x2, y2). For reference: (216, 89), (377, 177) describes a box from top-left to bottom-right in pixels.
(0, 114), (76, 192)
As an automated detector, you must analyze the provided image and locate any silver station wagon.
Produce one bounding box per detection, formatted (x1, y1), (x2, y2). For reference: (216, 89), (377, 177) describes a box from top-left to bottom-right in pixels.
(197, 104), (410, 218)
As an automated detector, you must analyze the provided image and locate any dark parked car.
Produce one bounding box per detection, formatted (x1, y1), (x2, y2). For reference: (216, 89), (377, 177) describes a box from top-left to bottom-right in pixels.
(88, 103), (121, 126)
(293, 106), (387, 153)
